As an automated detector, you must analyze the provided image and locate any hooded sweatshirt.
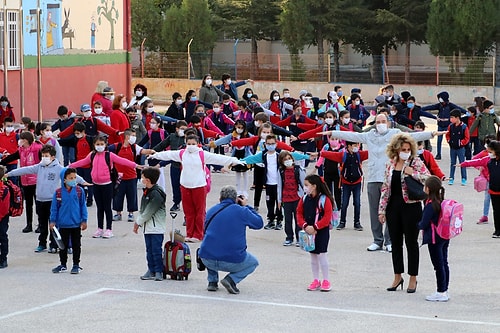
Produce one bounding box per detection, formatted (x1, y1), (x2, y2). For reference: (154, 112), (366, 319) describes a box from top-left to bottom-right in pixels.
(8, 159), (85, 202)
(136, 184), (167, 234)
(49, 168), (88, 228)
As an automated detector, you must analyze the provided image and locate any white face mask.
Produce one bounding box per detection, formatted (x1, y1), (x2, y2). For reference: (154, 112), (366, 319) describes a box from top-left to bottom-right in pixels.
(438, 97), (444, 103)
(417, 149), (424, 155)
(254, 121), (261, 128)
(355, 100), (361, 106)
(41, 157), (52, 165)
(178, 129), (185, 137)
(94, 108), (103, 115)
(283, 93), (290, 98)
(284, 160), (293, 167)
(213, 107), (221, 113)
(83, 111), (92, 118)
(390, 111), (397, 116)
(75, 133), (84, 139)
(186, 144), (199, 153)
(19, 124), (25, 130)
(121, 101), (128, 109)
(95, 145), (105, 153)
(343, 118), (350, 125)
(351, 147), (359, 153)
(304, 185), (311, 195)
(43, 131), (52, 138)
(273, 96), (280, 101)
(18, 139), (24, 147)
(376, 123), (388, 134)
(175, 99), (183, 106)
(205, 79), (212, 86)
(399, 151), (411, 160)
(108, 95), (115, 101)
(5, 126), (14, 133)
(150, 123), (158, 130)
(226, 79), (232, 85)
(128, 136), (137, 145)
(236, 128), (244, 134)
(489, 153), (496, 159)
(147, 107), (154, 113)
(260, 133), (269, 140)
(305, 100), (313, 108)
(135, 91), (143, 98)
(325, 118), (334, 125)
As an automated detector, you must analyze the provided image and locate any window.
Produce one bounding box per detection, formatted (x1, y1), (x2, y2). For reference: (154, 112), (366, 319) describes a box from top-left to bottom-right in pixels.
(0, 10), (20, 70)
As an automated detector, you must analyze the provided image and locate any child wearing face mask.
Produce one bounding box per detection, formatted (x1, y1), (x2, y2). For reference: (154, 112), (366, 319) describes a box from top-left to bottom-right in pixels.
(6, 145), (87, 253)
(0, 117), (20, 182)
(137, 116), (168, 161)
(277, 151), (305, 246)
(315, 137), (343, 208)
(71, 123), (94, 207)
(416, 141), (445, 181)
(127, 107), (147, 143)
(51, 105), (76, 166)
(261, 90), (294, 123)
(49, 167), (88, 274)
(69, 136), (141, 239)
(93, 101), (111, 126)
(241, 134), (313, 230)
(207, 101), (235, 172)
(297, 174), (335, 292)
(36, 122), (63, 164)
(0, 96), (15, 127)
(445, 109), (470, 186)
(220, 94), (239, 119)
(150, 134), (241, 242)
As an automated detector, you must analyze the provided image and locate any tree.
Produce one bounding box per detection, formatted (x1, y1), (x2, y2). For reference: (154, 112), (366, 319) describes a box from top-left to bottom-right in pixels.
(280, 0), (313, 80)
(97, 0), (120, 50)
(131, 0), (164, 51)
(376, 0), (431, 84)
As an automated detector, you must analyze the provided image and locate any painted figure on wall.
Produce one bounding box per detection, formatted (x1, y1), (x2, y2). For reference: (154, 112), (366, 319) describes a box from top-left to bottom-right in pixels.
(61, 8), (75, 49)
(46, 11), (57, 49)
(90, 14), (97, 53)
(97, 0), (119, 51)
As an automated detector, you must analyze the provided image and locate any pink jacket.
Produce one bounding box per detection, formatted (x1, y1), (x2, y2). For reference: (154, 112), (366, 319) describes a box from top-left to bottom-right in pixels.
(461, 154), (490, 179)
(19, 142), (43, 186)
(378, 157), (430, 215)
(70, 151), (136, 185)
(202, 117), (224, 136)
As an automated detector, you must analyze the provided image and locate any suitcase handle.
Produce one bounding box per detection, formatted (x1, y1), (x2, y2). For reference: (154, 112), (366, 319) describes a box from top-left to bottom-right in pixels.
(170, 212), (178, 219)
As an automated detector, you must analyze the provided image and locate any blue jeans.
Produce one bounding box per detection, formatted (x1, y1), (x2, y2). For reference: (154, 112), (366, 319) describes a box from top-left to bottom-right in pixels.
(62, 146), (75, 166)
(6, 164), (18, 186)
(449, 147), (466, 180)
(113, 178), (138, 212)
(144, 233), (164, 273)
(427, 239), (449, 292)
(170, 165), (181, 205)
(340, 183), (361, 223)
(202, 252), (259, 284)
(484, 184), (491, 216)
(436, 125), (448, 156)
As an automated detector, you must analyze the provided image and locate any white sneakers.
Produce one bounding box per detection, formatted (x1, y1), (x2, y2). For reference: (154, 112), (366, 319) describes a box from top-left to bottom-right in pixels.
(385, 244), (392, 252)
(426, 291), (449, 302)
(366, 243), (381, 251)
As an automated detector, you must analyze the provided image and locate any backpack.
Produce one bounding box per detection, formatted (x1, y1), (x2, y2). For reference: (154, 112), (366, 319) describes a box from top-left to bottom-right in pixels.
(55, 186), (84, 208)
(163, 240), (192, 280)
(2, 180), (22, 217)
(147, 129), (166, 142)
(432, 199), (464, 243)
(90, 151), (119, 185)
(303, 194), (339, 229)
(115, 142), (140, 164)
(179, 149), (211, 193)
(340, 150), (362, 184)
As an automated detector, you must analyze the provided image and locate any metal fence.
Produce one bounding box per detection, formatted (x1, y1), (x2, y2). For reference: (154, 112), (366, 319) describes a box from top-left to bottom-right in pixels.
(132, 51), (496, 86)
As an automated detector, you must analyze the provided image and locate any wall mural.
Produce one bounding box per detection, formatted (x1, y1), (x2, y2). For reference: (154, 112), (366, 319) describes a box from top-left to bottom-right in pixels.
(23, 0), (124, 56)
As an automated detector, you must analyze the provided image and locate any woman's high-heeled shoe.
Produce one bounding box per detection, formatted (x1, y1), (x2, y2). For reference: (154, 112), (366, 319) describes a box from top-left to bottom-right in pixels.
(386, 278), (404, 291)
(407, 281), (418, 293)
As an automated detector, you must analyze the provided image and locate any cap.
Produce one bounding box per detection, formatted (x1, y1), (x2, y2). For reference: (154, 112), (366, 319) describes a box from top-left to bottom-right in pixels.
(103, 87), (114, 94)
(80, 104), (91, 112)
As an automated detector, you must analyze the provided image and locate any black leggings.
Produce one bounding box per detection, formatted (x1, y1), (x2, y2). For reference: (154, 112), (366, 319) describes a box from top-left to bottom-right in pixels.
(324, 169), (341, 209)
(23, 184), (36, 226)
(253, 166), (266, 208)
(94, 183), (114, 230)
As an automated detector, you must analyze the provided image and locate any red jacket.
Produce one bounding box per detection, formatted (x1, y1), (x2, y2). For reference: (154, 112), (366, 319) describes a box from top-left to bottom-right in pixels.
(467, 115), (478, 137)
(0, 106), (15, 126)
(231, 136), (294, 152)
(297, 194), (333, 230)
(419, 150), (445, 180)
(75, 136), (93, 162)
(110, 109), (131, 133)
(110, 143), (140, 180)
(0, 132), (18, 165)
(445, 122), (470, 148)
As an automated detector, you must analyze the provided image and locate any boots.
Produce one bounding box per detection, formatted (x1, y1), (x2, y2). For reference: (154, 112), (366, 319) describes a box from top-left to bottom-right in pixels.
(22, 224), (32, 233)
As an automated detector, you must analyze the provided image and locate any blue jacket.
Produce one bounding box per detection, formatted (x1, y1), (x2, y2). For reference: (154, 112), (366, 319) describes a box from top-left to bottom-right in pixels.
(216, 80), (247, 101)
(199, 199), (263, 263)
(418, 202), (443, 245)
(421, 92), (466, 127)
(49, 168), (88, 228)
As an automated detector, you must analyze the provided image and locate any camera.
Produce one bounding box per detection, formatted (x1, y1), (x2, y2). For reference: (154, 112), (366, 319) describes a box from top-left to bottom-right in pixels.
(237, 195), (245, 205)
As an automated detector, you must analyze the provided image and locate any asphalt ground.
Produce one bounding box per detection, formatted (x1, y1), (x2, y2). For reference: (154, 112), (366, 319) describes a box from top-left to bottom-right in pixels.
(2, 118), (500, 332)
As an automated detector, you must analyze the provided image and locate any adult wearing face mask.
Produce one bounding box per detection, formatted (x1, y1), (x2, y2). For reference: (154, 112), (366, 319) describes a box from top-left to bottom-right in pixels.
(110, 94), (131, 134)
(469, 100), (500, 148)
(199, 74), (225, 104)
(128, 83), (151, 110)
(421, 91), (466, 160)
(0, 96), (16, 127)
(378, 134), (430, 294)
(96, 86), (115, 117)
(216, 73), (253, 101)
(322, 114), (443, 253)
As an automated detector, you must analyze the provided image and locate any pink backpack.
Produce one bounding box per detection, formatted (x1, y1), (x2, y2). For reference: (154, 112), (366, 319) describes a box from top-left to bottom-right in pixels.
(179, 149), (211, 193)
(432, 199), (463, 243)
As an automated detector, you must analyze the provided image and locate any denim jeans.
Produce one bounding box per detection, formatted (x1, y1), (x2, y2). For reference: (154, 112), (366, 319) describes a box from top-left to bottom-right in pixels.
(144, 233), (164, 273)
(427, 239), (450, 292)
(62, 146), (75, 166)
(112, 178), (138, 212)
(449, 147), (466, 180)
(202, 252), (259, 284)
(484, 184), (491, 216)
(436, 125), (448, 156)
(340, 183), (361, 223)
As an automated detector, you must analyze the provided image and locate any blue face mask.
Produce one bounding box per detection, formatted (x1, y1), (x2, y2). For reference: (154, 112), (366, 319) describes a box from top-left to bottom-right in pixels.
(490, 109), (495, 114)
(66, 179), (77, 187)
(190, 96), (197, 102)
(318, 119), (324, 125)
(265, 144), (277, 151)
(247, 93), (253, 99)
(407, 103), (414, 109)
(337, 91), (343, 97)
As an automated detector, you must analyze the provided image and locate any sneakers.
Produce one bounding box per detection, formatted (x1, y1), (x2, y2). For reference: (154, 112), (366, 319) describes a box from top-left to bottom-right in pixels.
(86, 200), (93, 207)
(320, 280), (332, 292)
(102, 229), (114, 239)
(307, 279), (321, 291)
(275, 222), (283, 230)
(34, 245), (47, 253)
(336, 222), (346, 230)
(35, 226), (41, 233)
(354, 222), (363, 231)
(367, 243), (382, 251)
(385, 244), (392, 253)
(435, 154), (441, 160)
(67, 248), (73, 254)
(461, 178), (467, 186)
(492, 232), (500, 238)
(22, 225), (32, 233)
(92, 228), (104, 238)
(295, 241), (300, 247)
(477, 216), (489, 224)
(113, 214), (122, 221)
(52, 265), (67, 273)
(221, 275), (240, 294)
(0, 260), (7, 269)
(425, 291), (449, 302)
(127, 213), (134, 222)
(448, 178), (454, 185)
(71, 265), (82, 274)
(283, 240), (293, 246)
(264, 221), (275, 230)
(170, 204), (180, 212)
(140, 270), (155, 280)
(154, 272), (163, 281)
(207, 282), (218, 291)
(48, 248), (58, 254)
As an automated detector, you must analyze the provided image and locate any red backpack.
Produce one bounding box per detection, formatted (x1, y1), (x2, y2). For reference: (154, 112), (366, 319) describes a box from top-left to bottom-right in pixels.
(2, 180), (23, 217)
(179, 149), (211, 193)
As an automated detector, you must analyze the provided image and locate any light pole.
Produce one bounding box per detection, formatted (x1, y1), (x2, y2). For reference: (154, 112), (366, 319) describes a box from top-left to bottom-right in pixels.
(233, 39), (239, 78)
(187, 38), (193, 79)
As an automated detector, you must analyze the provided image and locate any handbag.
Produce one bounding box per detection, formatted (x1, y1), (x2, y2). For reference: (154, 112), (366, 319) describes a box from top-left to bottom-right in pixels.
(474, 174), (488, 192)
(404, 176), (427, 200)
(298, 230), (315, 252)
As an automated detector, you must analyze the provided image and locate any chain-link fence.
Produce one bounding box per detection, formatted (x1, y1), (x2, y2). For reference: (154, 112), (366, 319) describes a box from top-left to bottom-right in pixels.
(133, 51), (496, 86)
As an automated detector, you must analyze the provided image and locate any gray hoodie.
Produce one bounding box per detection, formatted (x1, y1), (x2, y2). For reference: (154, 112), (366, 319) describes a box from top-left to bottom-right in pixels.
(8, 159), (84, 202)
